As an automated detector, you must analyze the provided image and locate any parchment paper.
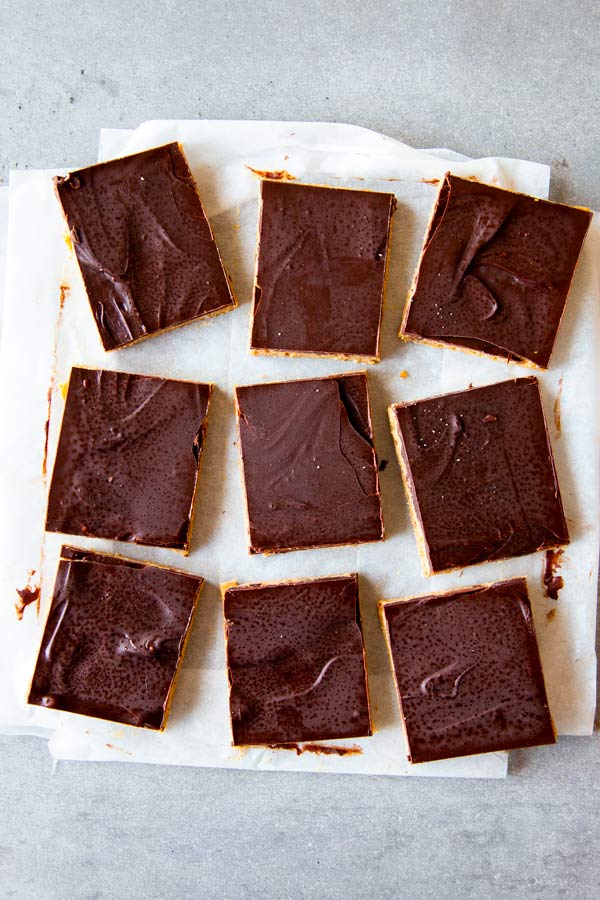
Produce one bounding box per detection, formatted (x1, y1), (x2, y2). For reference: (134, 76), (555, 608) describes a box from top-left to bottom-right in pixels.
(1, 121), (598, 778)
(0, 186), (7, 342)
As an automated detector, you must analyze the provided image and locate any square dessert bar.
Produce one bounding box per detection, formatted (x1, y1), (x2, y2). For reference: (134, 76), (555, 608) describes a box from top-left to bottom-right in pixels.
(250, 179), (396, 361)
(46, 367), (213, 553)
(235, 372), (383, 554)
(389, 376), (569, 575)
(400, 173), (592, 368)
(380, 578), (555, 763)
(223, 574), (371, 745)
(28, 546), (204, 729)
(55, 142), (236, 350)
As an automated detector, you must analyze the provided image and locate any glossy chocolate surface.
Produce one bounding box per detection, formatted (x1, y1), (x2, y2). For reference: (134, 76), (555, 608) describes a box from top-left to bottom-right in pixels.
(382, 578), (555, 763)
(402, 174), (592, 367)
(391, 377), (568, 573)
(235, 373), (383, 554)
(46, 368), (212, 551)
(224, 575), (371, 745)
(55, 143), (235, 350)
(28, 546), (203, 729)
(251, 180), (396, 358)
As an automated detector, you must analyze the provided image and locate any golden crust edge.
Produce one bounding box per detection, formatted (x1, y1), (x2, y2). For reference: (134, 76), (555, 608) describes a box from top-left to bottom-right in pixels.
(379, 575), (529, 609)
(220, 572), (359, 593)
(398, 331), (545, 370)
(58, 544), (205, 579)
(249, 347), (379, 365)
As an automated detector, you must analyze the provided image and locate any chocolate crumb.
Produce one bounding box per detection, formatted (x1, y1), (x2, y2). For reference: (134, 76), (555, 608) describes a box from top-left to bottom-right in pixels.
(543, 549), (564, 601)
(15, 583), (40, 620)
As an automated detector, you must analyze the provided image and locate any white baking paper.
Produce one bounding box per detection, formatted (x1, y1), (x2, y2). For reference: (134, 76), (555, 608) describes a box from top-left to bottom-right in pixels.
(1, 121), (598, 779)
(0, 186), (7, 339)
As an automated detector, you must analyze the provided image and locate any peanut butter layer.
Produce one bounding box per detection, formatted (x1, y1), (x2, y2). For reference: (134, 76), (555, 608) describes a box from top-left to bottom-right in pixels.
(251, 180), (396, 360)
(380, 578), (555, 763)
(224, 574), (371, 745)
(390, 377), (568, 574)
(28, 546), (203, 729)
(46, 367), (212, 552)
(55, 143), (235, 350)
(401, 174), (592, 367)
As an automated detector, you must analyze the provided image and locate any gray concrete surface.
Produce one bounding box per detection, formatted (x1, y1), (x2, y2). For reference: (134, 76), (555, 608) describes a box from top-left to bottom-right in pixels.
(1, 1), (599, 898)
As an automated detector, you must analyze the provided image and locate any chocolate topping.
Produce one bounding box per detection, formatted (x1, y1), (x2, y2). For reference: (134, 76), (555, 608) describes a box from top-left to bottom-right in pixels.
(55, 143), (235, 351)
(28, 546), (203, 729)
(235, 372), (383, 554)
(381, 578), (555, 763)
(402, 174), (592, 367)
(542, 548), (564, 601)
(224, 575), (371, 745)
(391, 377), (569, 573)
(46, 368), (212, 552)
(251, 180), (396, 359)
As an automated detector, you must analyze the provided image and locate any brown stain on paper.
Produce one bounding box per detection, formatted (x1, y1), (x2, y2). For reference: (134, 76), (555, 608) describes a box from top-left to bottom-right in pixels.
(105, 743), (133, 756)
(245, 166), (296, 181)
(553, 378), (563, 437)
(15, 572), (41, 620)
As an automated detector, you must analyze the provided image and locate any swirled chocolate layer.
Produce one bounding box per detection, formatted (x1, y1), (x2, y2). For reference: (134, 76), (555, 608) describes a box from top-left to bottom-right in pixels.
(251, 180), (396, 359)
(28, 546), (203, 729)
(381, 578), (555, 763)
(55, 143), (235, 350)
(224, 574), (371, 745)
(235, 372), (383, 554)
(46, 367), (212, 552)
(390, 376), (568, 573)
(402, 174), (591, 367)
